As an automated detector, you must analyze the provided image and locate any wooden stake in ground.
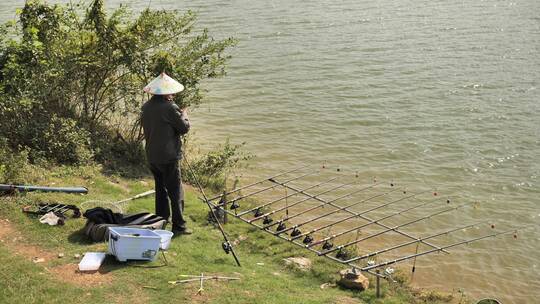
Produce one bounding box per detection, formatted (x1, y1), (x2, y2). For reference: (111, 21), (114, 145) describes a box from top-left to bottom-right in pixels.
(168, 274), (241, 286)
(197, 272), (204, 295)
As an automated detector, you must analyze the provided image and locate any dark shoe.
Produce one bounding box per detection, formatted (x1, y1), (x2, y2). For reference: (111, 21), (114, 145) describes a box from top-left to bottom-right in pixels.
(172, 228), (193, 236)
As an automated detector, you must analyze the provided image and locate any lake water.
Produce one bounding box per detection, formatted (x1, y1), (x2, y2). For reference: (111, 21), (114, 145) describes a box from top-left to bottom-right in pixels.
(1, 1), (539, 303)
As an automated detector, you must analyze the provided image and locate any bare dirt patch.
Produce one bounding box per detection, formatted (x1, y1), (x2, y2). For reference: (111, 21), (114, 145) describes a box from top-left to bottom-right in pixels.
(47, 263), (113, 286)
(0, 218), (56, 262)
(0, 218), (112, 287)
(186, 280), (217, 304)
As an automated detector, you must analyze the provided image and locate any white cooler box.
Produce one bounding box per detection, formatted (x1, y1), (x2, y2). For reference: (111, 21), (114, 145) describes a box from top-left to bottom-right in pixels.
(108, 227), (161, 262)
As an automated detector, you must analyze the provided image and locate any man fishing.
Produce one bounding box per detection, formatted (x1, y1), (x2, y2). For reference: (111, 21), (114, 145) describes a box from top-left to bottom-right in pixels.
(141, 72), (192, 235)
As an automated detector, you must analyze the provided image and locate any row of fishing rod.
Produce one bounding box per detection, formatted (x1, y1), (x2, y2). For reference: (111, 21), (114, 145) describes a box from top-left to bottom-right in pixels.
(208, 165), (536, 274)
(211, 165), (452, 253)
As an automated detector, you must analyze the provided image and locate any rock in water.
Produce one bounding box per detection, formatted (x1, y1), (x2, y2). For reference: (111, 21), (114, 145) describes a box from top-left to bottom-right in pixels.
(338, 269), (369, 291)
(283, 257), (312, 271)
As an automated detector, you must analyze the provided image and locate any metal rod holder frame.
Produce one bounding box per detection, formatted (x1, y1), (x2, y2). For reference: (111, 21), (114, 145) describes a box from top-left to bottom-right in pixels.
(206, 164), (530, 283)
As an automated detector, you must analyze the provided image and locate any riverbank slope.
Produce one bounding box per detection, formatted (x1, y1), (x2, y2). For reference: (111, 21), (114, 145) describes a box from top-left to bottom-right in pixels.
(0, 165), (463, 304)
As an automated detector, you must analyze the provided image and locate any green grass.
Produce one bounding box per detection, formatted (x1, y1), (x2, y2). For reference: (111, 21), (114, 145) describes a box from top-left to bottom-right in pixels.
(0, 166), (463, 304)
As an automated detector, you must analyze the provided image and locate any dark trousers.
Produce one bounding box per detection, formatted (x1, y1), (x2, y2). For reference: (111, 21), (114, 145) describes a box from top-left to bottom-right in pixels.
(149, 162), (186, 230)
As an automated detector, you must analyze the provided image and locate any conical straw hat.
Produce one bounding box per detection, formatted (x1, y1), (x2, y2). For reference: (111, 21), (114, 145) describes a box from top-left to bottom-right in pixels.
(143, 72), (184, 95)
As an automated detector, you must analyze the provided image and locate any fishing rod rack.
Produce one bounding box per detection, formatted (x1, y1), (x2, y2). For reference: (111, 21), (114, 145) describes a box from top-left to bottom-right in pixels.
(207, 164), (532, 281)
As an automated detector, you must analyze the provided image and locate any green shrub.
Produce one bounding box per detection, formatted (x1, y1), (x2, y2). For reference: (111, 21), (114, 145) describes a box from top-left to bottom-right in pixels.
(42, 115), (94, 164)
(0, 0), (236, 168)
(183, 138), (252, 193)
(0, 96), (93, 165)
(0, 139), (31, 184)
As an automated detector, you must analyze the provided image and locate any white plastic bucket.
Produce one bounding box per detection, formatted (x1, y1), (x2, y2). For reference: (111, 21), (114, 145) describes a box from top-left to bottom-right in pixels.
(154, 230), (174, 250)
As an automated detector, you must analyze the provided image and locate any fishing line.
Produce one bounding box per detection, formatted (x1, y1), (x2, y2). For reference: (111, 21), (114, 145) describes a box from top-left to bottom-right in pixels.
(285, 187), (289, 217)
(80, 190), (155, 214)
(411, 241), (420, 282)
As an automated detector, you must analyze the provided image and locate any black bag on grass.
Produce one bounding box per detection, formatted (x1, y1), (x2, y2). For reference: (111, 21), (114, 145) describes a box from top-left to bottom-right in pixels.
(83, 207), (167, 242)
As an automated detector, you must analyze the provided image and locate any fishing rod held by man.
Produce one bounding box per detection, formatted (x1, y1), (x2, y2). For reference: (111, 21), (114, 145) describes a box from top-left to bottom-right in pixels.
(141, 72), (241, 266)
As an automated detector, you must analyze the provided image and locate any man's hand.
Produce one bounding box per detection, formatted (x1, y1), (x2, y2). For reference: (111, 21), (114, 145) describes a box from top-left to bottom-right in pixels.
(172, 103), (188, 115)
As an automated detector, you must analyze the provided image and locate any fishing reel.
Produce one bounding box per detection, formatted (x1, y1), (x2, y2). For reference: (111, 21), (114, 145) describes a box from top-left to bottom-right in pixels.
(254, 208), (263, 218)
(336, 249), (348, 260)
(322, 241), (333, 250)
(291, 227), (302, 237)
(384, 267), (395, 276)
(222, 241), (232, 254)
(230, 200), (240, 210)
(218, 195), (227, 207)
(302, 235), (314, 244)
(263, 216), (273, 225)
(276, 221), (287, 233)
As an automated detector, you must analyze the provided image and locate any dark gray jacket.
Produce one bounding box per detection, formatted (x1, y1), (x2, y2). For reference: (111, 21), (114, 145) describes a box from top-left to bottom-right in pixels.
(141, 96), (190, 164)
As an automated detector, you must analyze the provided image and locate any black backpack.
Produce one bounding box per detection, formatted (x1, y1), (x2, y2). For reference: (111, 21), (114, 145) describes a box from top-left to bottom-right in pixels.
(83, 207), (167, 242)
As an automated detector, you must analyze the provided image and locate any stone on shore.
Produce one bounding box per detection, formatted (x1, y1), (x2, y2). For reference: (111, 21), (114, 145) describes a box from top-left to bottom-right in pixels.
(283, 257), (312, 271)
(338, 269), (369, 291)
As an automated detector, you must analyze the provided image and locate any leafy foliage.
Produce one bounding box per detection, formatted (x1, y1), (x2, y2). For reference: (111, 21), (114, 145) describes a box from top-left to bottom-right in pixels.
(183, 138), (252, 192)
(0, 0), (236, 167)
(0, 138), (31, 184)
